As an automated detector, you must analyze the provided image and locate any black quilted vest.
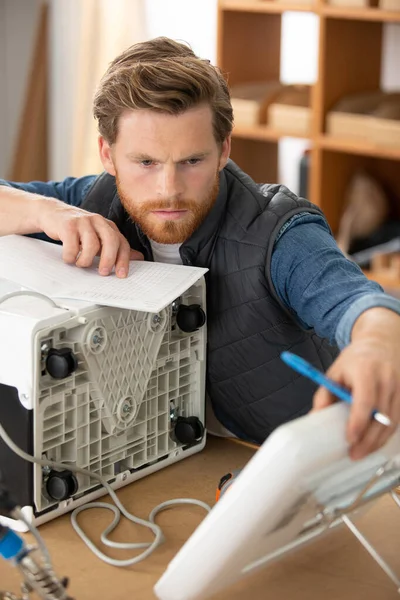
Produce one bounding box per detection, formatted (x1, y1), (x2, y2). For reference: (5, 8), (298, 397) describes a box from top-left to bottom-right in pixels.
(82, 160), (338, 443)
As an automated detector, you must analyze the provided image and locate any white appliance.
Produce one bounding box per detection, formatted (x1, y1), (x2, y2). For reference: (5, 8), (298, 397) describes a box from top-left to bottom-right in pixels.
(0, 277), (207, 529)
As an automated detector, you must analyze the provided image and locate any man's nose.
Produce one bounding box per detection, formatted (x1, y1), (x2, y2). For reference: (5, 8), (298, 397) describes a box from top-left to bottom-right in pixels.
(157, 165), (184, 199)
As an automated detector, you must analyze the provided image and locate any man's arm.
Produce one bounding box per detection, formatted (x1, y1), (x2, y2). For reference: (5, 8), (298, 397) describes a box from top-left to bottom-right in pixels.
(272, 212), (400, 459)
(0, 176), (98, 237)
(0, 183), (48, 236)
(313, 307), (400, 460)
(0, 178), (143, 276)
(271, 212), (387, 343)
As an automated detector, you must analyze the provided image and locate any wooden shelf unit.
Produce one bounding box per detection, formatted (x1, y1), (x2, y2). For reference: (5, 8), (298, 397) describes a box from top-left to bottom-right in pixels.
(217, 0), (400, 288)
(320, 5), (400, 22)
(318, 135), (400, 161)
(220, 0), (400, 20)
(221, 0), (316, 13)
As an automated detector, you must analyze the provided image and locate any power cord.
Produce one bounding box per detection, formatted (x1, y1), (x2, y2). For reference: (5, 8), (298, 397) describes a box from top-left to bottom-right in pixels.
(0, 422), (211, 567)
(0, 291), (60, 309)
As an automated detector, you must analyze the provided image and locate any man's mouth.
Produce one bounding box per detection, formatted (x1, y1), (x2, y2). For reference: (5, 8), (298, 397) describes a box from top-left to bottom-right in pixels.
(150, 209), (188, 221)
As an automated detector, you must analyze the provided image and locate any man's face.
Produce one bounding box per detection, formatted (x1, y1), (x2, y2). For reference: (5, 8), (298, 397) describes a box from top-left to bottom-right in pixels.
(99, 104), (230, 244)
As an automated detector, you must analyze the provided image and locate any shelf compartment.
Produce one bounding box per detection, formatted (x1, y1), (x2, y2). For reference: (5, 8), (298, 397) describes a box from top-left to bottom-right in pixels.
(320, 18), (383, 125)
(230, 137), (279, 183)
(317, 150), (400, 234)
(218, 10), (281, 86)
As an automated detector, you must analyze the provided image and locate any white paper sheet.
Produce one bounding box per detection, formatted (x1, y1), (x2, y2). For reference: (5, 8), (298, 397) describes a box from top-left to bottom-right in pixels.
(0, 235), (208, 313)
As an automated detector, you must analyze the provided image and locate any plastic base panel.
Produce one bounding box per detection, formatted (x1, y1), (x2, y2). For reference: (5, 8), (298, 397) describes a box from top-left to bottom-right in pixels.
(0, 278), (207, 527)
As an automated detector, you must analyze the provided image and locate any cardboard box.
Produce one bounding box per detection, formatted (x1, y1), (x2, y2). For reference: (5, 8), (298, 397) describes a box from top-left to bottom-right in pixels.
(327, 113), (376, 141)
(230, 81), (284, 127)
(371, 120), (400, 147)
(371, 98), (400, 146)
(327, 91), (400, 147)
(267, 85), (312, 136)
(326, 90), (384, 141)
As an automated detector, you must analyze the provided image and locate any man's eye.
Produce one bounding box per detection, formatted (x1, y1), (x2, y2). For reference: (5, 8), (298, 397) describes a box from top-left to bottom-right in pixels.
(141, 160), (154, 167)
(186, 158), (201, 165)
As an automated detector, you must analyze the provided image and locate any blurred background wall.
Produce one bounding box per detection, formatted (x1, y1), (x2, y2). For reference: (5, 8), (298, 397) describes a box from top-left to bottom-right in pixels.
(0, 0), (399, 194)
(0, 0), (43, 180)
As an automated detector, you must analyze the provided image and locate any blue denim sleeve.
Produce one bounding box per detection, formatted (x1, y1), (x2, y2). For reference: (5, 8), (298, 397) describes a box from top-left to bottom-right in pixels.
(271, 212), (400, 347)
(0, 176), (96, 207)
(0, 176), (97, 242)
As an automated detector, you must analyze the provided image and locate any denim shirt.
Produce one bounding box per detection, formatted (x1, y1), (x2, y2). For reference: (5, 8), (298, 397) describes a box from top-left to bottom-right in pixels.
(1, 176), (399, 348)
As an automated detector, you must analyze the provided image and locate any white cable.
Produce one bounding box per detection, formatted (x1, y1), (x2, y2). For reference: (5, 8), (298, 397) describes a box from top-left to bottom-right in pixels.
(0, 291), (60, 309)
(0, 422), (211, 567)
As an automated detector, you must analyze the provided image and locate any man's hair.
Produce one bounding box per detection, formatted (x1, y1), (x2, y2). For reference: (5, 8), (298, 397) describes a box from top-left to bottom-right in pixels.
(93, 37), (233, 146)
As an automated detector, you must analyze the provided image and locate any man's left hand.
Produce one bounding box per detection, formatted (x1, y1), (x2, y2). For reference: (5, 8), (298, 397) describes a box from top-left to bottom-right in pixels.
(313, 307), (400, 460)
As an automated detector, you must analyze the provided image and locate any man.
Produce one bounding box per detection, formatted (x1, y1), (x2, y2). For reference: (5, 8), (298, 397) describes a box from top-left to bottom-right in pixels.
(1, 37), (400, 459)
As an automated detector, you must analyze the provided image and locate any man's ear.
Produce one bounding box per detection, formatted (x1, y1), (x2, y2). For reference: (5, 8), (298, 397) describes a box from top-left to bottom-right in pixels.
(98, 136), (116, 176)
(218, 135), (231, 171)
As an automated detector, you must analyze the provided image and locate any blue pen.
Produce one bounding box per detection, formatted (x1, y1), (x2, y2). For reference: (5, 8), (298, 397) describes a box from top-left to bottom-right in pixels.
(281, 351), (392, 427)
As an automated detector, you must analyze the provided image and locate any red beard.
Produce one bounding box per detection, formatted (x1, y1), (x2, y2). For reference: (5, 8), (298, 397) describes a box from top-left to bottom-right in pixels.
(116, 174), (220, 244)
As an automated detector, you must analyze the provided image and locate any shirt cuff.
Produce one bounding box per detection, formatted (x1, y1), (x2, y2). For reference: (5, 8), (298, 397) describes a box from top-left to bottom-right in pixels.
(335, 293), (400, 349)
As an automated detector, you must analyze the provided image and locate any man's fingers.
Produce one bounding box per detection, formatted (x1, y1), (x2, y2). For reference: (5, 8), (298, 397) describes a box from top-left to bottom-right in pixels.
(61, 228), (81, 264)
(95, 226), (120, 275)
(75, 225), (101, 268)
(106, 220), (144, 263)
(114, 238), (132, 278)
(130, 249), (144, 261)
(312, 385), (334, 411)
(347, 366), (397, 457)
(112, 247), (145, 278)
(354, 372), (400, 458)
(95, 220), (138, 277)
(59, 215), (141, 277)
(350, 419), (394, 460)
(346, 374), (379, 445)
(312, 363), (344, 411)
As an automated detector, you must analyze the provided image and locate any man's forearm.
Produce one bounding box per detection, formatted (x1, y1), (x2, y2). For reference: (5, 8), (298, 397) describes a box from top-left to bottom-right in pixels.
(0, 186), (54, 236)
(351, 306), (400, 344)
(335, 294), (400, 349)
(314, 304), (400, 459)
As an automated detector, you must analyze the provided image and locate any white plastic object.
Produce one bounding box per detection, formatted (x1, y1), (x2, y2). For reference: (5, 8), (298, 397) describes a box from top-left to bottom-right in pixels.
(0, 277), (206, 528)
(154, 403), (400, 600)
